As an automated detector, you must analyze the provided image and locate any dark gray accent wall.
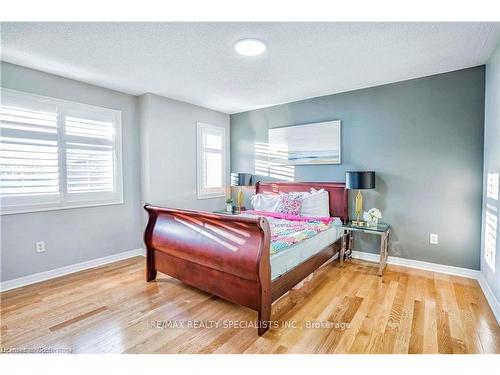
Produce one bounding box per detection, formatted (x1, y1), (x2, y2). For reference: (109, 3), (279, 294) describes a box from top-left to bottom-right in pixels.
(231, 67), (485, 270)
(1, 62), (143, 281)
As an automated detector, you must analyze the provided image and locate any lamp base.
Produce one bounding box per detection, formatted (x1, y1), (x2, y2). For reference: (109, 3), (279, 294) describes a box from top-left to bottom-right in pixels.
(353, 190), (365, 227)
(351, 220), (365, 226)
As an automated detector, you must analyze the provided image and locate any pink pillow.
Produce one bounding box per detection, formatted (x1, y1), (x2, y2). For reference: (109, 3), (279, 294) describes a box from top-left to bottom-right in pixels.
(276, 192), (304, 215)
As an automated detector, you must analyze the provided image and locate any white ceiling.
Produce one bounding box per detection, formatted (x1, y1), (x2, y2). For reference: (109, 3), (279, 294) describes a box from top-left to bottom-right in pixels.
(1, 22), (499, 114)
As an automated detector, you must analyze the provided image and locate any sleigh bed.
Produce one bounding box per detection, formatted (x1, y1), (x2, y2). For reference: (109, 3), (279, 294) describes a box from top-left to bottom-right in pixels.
(143, 181), (348, 336)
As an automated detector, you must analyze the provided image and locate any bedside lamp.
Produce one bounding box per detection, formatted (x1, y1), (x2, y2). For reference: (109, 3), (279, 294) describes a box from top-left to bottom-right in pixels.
(346, 171), (375, 226)
(236, 173), (252, 212)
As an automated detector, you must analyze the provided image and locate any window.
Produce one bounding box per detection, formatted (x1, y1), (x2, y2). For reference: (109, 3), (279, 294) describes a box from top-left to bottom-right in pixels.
(196, 122), (227, 199)
(0, 88), (123, 214)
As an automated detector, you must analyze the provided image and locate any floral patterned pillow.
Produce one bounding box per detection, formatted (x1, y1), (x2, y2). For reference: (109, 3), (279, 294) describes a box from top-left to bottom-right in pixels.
(276, 192), (305, 215)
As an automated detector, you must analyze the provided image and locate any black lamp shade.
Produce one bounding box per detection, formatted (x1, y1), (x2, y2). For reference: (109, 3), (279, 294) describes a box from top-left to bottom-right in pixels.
(237, 173), (253, 186)
(345, 171), (375, 190)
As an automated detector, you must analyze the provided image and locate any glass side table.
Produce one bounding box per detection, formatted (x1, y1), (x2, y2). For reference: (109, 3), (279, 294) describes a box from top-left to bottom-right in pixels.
(212, 210), (241, 215)
(341, 222), (390, 276)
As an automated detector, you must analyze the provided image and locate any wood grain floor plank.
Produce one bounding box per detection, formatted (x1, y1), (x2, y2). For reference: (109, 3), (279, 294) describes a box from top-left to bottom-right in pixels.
(408, 300), (424, 354)
(422, 300), (438, 353)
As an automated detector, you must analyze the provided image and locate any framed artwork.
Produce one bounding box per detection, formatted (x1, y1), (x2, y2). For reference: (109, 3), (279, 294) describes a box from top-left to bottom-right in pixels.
(268, 120), (341, 165)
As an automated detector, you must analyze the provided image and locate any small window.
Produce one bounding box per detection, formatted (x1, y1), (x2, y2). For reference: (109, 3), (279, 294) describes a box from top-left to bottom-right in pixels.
(0, 88), (123, 214)
(196, 122), (227, 199)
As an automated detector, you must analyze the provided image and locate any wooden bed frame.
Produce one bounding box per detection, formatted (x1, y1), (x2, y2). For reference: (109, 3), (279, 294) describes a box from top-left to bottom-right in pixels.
(143, 181), (348, 336)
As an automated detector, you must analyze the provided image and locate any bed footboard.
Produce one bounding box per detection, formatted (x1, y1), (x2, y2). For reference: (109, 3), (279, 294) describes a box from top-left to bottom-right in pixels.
(143, 205), (272, 335)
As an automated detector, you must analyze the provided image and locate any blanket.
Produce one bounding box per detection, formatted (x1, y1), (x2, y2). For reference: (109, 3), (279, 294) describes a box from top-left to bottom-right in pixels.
(242, 211), (340, 254)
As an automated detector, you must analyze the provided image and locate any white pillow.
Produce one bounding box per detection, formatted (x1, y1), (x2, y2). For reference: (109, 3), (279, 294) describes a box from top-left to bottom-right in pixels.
(300, 189), (330, 217)
(250, 193), (280, 212)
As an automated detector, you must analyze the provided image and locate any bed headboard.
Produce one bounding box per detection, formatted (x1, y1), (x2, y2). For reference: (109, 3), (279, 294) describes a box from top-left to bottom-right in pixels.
(255, 181), (348, 223)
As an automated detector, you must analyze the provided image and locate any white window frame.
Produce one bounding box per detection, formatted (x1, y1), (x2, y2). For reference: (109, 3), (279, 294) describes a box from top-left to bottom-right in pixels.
(196, 122), (227, 199)
(0, 88), (123, 215)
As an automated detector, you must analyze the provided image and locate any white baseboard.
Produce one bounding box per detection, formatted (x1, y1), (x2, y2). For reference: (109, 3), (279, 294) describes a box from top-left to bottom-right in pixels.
(351, 250), (480, 279)
(0, 248), (146, 293)
(351, 250), (500, 325)
(477, 273), (500, 324)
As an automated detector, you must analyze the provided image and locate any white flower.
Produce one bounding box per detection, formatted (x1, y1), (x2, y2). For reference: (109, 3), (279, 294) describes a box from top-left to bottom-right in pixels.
(367, 208), (382, 220)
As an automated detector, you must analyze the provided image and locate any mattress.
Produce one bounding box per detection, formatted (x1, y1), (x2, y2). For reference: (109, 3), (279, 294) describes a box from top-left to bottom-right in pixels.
(270, 224), (342, 280)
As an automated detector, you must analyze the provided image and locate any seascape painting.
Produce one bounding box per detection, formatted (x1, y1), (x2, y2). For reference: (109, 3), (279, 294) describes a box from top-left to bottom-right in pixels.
(268, 120), (341, 165)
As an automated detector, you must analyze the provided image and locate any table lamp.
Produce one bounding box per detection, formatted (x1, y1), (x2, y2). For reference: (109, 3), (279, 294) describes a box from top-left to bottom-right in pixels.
(345, 171), (375, 226)
(236, 173), (252, 212)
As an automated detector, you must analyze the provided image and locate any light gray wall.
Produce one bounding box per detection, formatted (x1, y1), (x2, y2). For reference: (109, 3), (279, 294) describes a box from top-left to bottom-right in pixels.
(139, 93), (230, 211)
(231, 67), (485, 270)
(481, 44), (500, 301)
(0, 62), (143, 281)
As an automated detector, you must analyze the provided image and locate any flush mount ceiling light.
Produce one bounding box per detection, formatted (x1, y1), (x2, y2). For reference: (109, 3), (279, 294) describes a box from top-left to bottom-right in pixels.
(234, 39), (266, 56)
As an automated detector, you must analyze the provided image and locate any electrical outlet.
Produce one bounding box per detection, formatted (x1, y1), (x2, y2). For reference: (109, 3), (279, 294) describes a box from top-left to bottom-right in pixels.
(429, 234), (438, 245)
(36, 241), (46, 253)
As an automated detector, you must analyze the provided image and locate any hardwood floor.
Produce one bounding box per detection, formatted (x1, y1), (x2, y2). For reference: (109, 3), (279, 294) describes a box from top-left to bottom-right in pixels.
(1, 256), (499, 354)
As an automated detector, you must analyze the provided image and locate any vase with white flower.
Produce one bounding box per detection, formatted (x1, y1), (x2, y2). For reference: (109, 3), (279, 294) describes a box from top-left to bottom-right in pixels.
(363, 208), (382, 227)
(225, 198), (234, 213)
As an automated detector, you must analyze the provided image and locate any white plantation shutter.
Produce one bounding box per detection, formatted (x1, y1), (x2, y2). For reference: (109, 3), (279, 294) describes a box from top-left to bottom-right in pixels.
(0, 89), (122, 214)
(203, 152), (222, 188)
(0, 95), (61, 209)
(197, 122), (227, 199)
(66, 145), (113, 193)
(0, 135), (59, 195)
(64, 112), (116, 199)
